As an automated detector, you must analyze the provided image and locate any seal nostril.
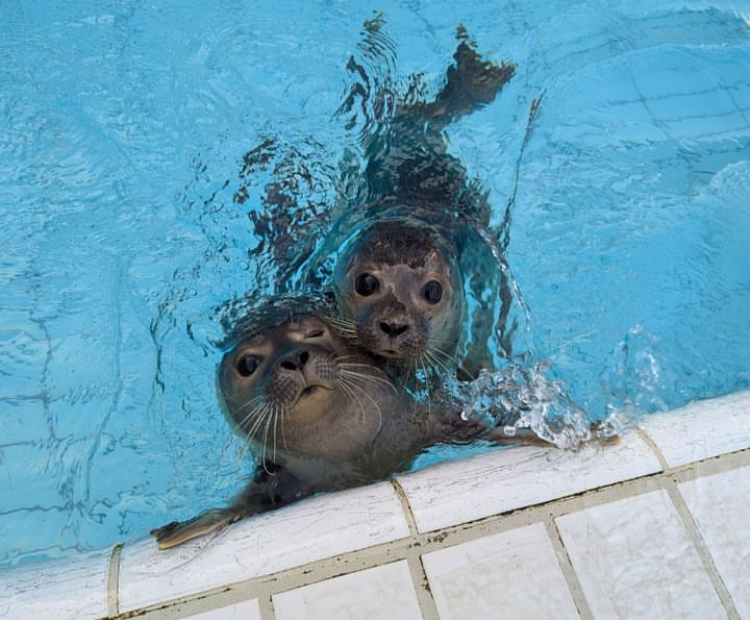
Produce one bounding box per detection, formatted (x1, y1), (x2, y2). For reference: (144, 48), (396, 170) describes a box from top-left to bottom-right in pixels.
(280, 360), (297, 371)
(380, 322), (408, 337)
(299, 351), (309, 366)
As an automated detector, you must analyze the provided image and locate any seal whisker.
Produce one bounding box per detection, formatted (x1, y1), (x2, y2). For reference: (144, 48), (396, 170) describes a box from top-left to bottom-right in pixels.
(238, 398), (272, 430)
(326, 316), (358, 330)
(279, 403), (289, 449)
(271, 403), (280, 463)
(240, 401), (267, 435)
(338, 360), (391, 373)
(337, 374), (383, 432)
(430, 346), (461, 364)
(338, 367), (398, 393)
(418, 354), (433, 418)
(424, 347), (454, 378)
(260, 409), (276, 474)
(244, 403), (271, 445)
(335, 377), (368, 425)
(426, 345), (461, 370)
(234, 395), (268, 427)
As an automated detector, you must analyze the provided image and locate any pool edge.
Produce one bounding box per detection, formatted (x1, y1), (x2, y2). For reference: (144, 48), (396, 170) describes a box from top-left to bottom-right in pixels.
(2, 389), (748, 620)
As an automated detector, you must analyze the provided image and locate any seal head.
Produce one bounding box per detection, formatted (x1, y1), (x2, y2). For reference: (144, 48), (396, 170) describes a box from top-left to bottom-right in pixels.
(332, 219), (464, 367)
(218, 311), (394, 464)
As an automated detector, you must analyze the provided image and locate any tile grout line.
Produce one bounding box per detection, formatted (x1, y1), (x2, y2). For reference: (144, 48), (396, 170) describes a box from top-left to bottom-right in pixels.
(543, 519), (594, 620)
(633, 426), (669, 470)
(663, 478), (741, 620)
(106, 543), (123, 618)
(405, 555), (441, 620)
(638, 423), (742, 618)
(390, 478), (420, 537)
(257, 592), (277, 620)
(392, 478), (442, 619)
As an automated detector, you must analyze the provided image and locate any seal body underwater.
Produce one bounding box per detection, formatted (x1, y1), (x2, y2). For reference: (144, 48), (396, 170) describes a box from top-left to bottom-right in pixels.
(328, 29), (519, 380)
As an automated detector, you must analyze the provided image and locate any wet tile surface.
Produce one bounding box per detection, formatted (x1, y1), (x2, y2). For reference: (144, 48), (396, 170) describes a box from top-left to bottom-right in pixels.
(181, 598), (261, 620)
(422, 522), (579, 620)
(0, 548), (110, 620)
(396, 432), (661, 532)
(556, 490), (726, 620)
(272, 561), (423, 620)
(118, 482), (410, 612)
(680, 465), (750, 618)
(639, 390), (750, 467)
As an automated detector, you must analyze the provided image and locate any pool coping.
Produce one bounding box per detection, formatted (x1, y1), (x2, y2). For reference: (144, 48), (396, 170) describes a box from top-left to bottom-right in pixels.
(1, 390), (749, 619)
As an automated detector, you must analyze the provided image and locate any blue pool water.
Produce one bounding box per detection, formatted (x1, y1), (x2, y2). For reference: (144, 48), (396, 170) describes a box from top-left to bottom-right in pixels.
(1, 0), (749, 568)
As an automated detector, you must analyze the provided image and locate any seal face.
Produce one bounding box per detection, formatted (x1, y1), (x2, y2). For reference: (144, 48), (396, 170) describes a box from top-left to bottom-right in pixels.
(219, 313), (393, 464)
(333, 220), (464, 368)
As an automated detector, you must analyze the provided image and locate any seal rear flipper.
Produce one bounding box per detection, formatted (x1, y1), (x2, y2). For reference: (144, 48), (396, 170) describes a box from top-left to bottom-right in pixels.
(426, 29), (515, 123)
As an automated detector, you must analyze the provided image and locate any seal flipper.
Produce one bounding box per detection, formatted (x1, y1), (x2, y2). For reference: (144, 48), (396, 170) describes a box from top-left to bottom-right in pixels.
(151, 507), (243, 549)
(480, 419), (622, 450)
(151, 464), (310, 549)
(425, 33), (516, 123)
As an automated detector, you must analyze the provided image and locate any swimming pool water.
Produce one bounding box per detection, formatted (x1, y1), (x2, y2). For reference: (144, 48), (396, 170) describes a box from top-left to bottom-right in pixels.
(1, 0), (749, 567)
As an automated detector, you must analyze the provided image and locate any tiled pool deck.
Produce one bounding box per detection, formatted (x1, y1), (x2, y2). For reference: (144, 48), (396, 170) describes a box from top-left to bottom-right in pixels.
(2, 390), (749, 619)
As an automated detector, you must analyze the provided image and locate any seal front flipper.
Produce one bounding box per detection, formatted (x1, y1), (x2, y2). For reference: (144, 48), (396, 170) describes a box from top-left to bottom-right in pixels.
(151, 465), (310, 550)
(480, 423), (622, 449)
(151, 507), (244, 550)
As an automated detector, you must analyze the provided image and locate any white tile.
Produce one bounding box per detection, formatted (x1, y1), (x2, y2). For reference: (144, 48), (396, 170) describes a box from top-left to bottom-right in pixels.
(422, 522), (578, 620)
(556, 490), (726, 620)
(0, 548), (110, 620)
(272, 561), (423, 620)
(396, 432), (661, 532)
(118, 482), (410, 612)
(638, 390), (750, 467)
(181, 598), (261, 620)
(679, 466), (750, 618)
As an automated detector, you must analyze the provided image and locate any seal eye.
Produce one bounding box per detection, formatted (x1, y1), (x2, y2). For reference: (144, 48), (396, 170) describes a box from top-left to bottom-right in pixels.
(306, 329), (324, 338)
(355, 273), (379, 297)
(422, 280), (443, 304)
(236, 355), (259, 377)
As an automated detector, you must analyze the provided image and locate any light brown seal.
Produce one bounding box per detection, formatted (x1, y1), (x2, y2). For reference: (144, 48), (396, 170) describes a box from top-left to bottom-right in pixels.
(151, 298), (471, 548)
(150, 296), (567, 549)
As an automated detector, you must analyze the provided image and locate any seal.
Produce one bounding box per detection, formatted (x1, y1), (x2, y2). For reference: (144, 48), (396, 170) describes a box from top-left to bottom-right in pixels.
(150, 297), (433, 548)
(150, 295), (561, 549)
(326, 28), (519, 380)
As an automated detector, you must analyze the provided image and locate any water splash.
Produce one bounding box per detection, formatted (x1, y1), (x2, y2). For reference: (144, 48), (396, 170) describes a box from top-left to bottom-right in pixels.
(454, 363), (625, 449)
(601, 324), (670, 420)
